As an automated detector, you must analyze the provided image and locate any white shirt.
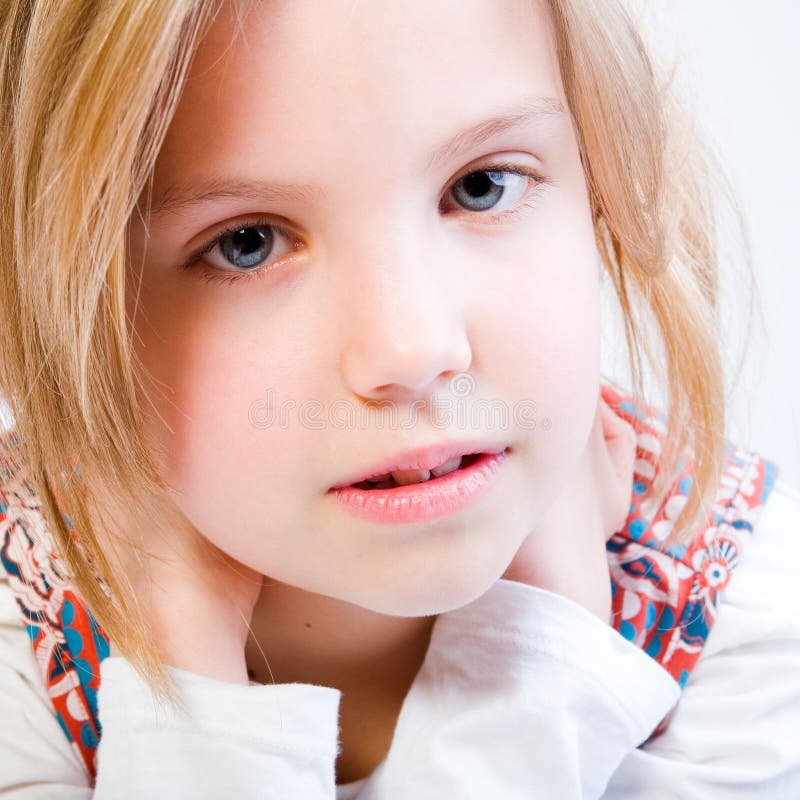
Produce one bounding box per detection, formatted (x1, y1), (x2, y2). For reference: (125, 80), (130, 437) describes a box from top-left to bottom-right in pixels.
(0, 480), (798, 799)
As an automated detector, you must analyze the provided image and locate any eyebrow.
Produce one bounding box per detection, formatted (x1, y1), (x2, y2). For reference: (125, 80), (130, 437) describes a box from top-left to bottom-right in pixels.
(147, 94), (566, 218)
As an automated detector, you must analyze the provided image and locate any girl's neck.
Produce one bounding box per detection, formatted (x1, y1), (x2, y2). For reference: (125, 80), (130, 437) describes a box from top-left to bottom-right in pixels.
(244, 578), (436, 695)
(244, 580), (437, 784)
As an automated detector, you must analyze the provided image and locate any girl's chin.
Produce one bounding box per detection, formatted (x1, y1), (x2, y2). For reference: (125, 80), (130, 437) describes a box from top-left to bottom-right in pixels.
(343, 570), (505, 619)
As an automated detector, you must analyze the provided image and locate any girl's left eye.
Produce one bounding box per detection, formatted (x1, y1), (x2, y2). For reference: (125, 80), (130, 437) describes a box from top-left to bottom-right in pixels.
(181, 163), (547, 287)
(443, 162), (547, 220)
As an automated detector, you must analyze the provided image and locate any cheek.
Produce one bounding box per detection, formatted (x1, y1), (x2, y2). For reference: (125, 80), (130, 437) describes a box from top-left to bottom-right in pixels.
(472, 205), (601, 470)
(485, 217), (600, 384)
(132, 315), (327, 570)
(129, 283), (318, 509)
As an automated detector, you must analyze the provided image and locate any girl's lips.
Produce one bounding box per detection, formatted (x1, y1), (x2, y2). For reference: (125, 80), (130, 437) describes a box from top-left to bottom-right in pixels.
(329, 439), (510, 489)
(328, 449), (510, 524)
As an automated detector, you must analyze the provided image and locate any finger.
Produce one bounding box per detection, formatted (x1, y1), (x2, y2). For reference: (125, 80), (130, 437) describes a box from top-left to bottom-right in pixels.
(599, 396), (627, 440)
(601, 400), (637, 455)
(608, 429), (637, 489)
(597, 399), (635, 475)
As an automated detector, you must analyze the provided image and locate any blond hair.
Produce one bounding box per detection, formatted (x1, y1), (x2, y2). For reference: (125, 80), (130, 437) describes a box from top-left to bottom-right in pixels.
(0, 0), (752, 699)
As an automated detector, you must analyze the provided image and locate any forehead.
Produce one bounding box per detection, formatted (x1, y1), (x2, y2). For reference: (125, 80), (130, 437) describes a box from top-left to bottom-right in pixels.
(151, 0), (565, 196)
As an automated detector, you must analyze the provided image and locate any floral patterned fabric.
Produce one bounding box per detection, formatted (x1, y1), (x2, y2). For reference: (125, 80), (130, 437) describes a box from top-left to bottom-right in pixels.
(601, 384), (778, 739)
(0, 384), (779, 784)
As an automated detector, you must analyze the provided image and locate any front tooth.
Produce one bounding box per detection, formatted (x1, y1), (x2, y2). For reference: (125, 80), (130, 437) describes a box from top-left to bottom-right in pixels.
(390, 468), (431, 485)
(367, 472), (392, 483)
(431, 455), (463, 477)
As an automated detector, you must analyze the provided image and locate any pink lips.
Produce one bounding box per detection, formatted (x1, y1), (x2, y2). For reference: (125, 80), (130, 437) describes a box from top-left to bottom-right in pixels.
(328, 449), (510, 524)
(329, 440), (509, 489)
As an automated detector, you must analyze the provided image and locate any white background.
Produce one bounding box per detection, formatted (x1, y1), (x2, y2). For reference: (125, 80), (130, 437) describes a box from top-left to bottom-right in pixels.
(603, 0), (799, 488)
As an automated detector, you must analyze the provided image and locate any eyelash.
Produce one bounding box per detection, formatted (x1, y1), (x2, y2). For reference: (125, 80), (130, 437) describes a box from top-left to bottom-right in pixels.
(180, 162), (549, 288)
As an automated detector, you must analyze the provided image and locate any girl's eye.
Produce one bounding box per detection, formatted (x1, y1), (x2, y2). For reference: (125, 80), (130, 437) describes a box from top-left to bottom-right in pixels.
(181, 163), (547, 287)
(215, 224), (274, 270)
(180, 219), (299, 286)
(443, 163), (547, 220)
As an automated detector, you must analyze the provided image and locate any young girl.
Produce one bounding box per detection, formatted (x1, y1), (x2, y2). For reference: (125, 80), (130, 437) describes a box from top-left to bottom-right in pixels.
(0, 0), (798, 796)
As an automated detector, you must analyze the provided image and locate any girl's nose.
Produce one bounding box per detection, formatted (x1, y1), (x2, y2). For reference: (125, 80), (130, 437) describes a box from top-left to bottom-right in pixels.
(337, 255), (473, 403)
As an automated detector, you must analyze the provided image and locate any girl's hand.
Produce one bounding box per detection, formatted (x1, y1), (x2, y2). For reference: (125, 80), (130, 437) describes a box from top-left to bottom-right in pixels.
(500, 389), (637, 624)
(105, 504), (264, 685)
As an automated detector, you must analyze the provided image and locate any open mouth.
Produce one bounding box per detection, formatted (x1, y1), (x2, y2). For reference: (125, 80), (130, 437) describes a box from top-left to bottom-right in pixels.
(349, 452), (485, 490)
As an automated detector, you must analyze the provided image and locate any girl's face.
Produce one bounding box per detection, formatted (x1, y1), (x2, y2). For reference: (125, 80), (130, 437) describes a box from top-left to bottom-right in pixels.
(127, 0), (601, 616)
